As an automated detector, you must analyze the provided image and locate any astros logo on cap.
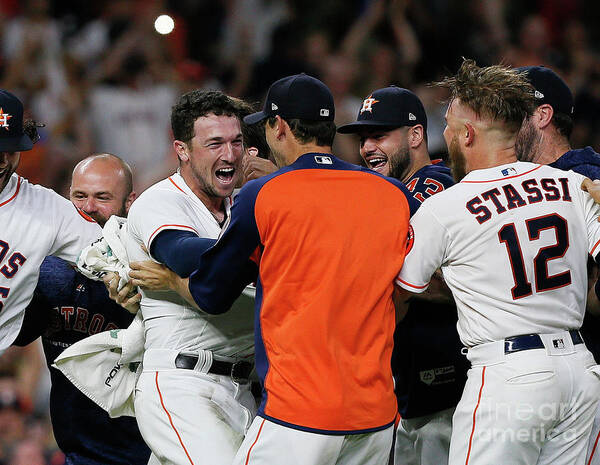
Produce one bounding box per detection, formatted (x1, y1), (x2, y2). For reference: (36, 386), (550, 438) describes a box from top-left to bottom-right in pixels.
(360, 96), (379, 114)
(0, 108), (12, 130)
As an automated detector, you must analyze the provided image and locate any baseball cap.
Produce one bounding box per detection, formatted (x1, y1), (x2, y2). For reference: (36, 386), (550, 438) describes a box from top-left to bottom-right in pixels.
(243, 73), (335, 125)
(0, 90), (33, 152)
(337, 86), (427, 134)
(518, 66), (574, 116)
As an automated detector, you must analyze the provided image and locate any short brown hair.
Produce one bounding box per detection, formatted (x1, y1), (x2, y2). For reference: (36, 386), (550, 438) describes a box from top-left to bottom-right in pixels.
(436, 59), (536, 134)
(267, 117), (336, 147)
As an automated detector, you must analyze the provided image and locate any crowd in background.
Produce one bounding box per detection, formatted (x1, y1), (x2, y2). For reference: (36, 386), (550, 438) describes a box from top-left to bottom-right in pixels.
(1, 0), (600, 463)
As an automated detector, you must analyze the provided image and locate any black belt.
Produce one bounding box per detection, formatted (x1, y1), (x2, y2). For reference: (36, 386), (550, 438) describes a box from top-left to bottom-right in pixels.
(504, 330), (583, 354)
(174, 354), (253, 382)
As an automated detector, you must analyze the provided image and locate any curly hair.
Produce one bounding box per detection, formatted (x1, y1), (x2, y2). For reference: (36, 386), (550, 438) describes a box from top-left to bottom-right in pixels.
(171, 90), (240, 144)
(436, 59), (536, 134)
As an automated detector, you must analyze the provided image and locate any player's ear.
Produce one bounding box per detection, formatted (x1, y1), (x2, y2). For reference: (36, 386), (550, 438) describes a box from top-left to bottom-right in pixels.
(174, 140), (190, 162)
(408, 124), (425, 149)
(463, 122), (475, 147)
(274, 115), (287, 140)
(534, 104), (554, 130)
(124, 190), (137, 213)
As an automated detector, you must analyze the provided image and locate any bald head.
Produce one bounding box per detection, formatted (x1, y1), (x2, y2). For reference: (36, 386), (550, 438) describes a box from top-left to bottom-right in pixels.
(70, 153), (136, 226)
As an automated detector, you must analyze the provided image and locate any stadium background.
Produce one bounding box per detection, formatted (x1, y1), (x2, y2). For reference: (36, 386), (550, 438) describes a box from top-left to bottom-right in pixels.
(1, 0), (599, 462)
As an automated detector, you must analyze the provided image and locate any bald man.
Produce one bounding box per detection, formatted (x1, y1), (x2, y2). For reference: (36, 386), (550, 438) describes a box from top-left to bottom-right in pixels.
(13, 154), (154, 465)
(70, 153), (136, 225)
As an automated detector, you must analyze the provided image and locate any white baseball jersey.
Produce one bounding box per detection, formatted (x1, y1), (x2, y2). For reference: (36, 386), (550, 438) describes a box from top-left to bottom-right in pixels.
(125, 171), (254, 357)
(397, 162), (600, 347)
(0, 173), (101, 352)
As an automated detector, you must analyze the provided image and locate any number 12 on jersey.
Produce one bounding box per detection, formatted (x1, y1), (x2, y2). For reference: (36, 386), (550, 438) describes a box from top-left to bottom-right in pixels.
(498, 213), (571, 300)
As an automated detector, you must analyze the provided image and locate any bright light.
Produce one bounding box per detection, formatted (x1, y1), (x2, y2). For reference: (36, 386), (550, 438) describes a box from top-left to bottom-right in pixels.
(154, 14), (175, 35)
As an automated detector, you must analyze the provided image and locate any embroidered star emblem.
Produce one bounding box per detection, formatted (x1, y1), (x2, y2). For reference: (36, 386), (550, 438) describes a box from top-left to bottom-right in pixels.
(0, 108), (12, 130)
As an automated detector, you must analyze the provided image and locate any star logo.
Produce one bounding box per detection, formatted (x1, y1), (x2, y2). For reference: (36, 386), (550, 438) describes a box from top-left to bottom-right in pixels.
(0, 108), (12, 130)
(360, 96), (379, 114)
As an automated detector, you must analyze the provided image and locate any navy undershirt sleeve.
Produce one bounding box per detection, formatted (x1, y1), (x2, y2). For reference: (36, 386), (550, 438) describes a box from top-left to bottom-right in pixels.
(150, 229), (216, 278)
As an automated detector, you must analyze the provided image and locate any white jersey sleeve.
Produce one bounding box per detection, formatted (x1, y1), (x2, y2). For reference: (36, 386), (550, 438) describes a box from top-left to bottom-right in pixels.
(583, 191), (600, 257)
(47, 189), (102, 264)
(128, 188), (203, 259)
(396, 203), (450, 293)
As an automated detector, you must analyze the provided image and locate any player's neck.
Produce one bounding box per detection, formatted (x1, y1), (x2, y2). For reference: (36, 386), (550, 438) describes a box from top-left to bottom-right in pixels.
(469, 146), (517, 172)
(401, 150), (431, 184)
(288, 143), (333, 165)
(532, 136), (571, 165)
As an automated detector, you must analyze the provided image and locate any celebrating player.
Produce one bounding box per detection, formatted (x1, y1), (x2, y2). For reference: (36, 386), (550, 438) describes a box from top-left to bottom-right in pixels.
(514, 65), (600, 465)
(125, 90), (255, 464)
(13, 153), (154, 465)
(396, 59), (600, 465)
(338, 86), (467, 465)
(0, 90), (100, 354)
(134, 73), (419, 465)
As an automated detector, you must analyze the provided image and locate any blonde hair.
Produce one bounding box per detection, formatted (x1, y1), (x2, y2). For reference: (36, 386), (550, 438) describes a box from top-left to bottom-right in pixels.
(436, 59), (536, 134)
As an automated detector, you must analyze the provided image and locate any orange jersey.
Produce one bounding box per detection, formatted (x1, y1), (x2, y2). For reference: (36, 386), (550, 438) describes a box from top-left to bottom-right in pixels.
(189, 153), (418, 434)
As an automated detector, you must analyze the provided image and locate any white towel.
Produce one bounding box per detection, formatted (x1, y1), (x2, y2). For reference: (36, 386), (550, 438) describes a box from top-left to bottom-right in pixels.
(52, 311), (145, 418)
(77, 215), (130, 290)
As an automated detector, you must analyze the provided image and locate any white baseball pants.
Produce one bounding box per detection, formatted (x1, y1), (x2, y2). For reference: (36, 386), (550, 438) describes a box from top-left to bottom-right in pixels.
(233, 417), (394, 465)
(134, 349), (256, 465)
(394, 407), (454, 465)
(449, 331), (600, 465)
(586, 403), (600, 465)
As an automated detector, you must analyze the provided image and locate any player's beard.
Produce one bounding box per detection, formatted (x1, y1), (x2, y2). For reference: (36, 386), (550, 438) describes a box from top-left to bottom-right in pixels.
(0, 153), (20, 194)
(387, 145), (410, 180)
(515, 118), (542, 162)
(448, 135), (467, 181)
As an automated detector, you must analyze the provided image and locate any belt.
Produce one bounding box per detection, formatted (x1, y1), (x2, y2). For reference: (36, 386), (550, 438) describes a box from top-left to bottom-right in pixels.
(504, 330), (583, 354)
(174, 354), (253, 382)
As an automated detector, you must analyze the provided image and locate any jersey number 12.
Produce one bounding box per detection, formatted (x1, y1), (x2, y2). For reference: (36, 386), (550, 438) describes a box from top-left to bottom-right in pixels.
(498, 213), (571, 300)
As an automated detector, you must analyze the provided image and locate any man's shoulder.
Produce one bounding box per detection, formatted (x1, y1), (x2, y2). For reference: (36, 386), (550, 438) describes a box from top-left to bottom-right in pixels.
(129, 176), (185, 212)
(552, 147), (600, 179)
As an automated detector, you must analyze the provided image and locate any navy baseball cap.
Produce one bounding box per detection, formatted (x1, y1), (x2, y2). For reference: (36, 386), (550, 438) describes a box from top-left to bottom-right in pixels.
(518, 66), (574, 116)
(337, 86), (427, 134)
(243, 73), (335, 125)
(0, 90), (33, 152)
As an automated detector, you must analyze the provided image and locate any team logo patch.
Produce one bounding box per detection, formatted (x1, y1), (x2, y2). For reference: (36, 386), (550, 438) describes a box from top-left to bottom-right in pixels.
(360, 95), (379, 114)
(314, 155), (332, 164)
(420, 370), (435, 385)
(0, 108), (12, 130)
(406, 225), (415, 254)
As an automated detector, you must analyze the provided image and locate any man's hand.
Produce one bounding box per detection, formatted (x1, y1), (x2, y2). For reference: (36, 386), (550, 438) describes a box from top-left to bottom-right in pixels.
(242, 153), (277, 184)
(129, 261), (178, 291)
(582, 178), (600, 206)
(103, 272), (141, 314)
(130, 261), (200, 310)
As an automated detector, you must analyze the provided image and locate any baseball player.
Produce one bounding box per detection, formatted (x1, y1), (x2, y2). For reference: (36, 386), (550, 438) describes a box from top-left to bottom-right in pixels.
(133, 74), (420, 465)
(13, 154), (153, 465)
(0, 90), (101, 354)
(396, 60), (600, 465)
(125, 90), (256, 464)
(338, 86), (467, 465)
(514, 65), (600, 465)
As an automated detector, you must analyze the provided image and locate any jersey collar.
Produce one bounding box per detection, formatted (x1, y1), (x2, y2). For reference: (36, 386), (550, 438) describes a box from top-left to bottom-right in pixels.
(169, 170), (232, 213)
(460, 162), (542, 184)
(0, 173), (21, 207)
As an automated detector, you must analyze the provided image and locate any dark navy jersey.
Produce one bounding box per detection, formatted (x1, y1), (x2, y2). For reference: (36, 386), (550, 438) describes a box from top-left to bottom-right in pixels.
(393, 161), (469, 419)
(550, 146), (600, 363)
(17, 256), (151, 465)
